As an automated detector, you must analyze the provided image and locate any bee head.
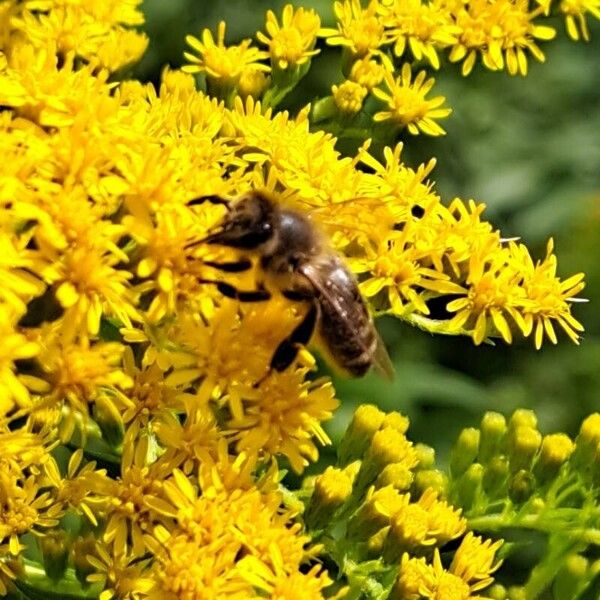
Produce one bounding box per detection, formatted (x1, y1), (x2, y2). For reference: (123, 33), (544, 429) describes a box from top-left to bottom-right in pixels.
(204, 192), (275, 249)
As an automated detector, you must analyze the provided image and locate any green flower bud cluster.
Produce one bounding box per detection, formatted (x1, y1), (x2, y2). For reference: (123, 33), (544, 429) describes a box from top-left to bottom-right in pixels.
(447, 410), (600, 599)
(303, 404), (499, 600)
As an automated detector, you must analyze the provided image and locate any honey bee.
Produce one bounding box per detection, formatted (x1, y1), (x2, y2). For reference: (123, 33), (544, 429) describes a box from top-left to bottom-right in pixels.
(188, 190), (393, 379)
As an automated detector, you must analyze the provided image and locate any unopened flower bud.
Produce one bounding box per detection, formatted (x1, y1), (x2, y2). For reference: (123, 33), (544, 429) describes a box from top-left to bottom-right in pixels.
(508, 426), (541, 473)
(354, 427), (418, 492)
(381, 412), (410, 435)
(366, 525), (389, 558)
(508, 469), (535, 504)
(414, 443), (435, 470)
(72, 535), (97, 587)
(483, 455), (509, 497)
(572, 413), (600, 468)
(487, 583), (508, 599)
(454, 463), (484, 510)
(553, 554), (589, 600)
(509, 409), (537, 431)
(332, 80), (368, 115)
(413, 469), (448, 498)
(93, 395), (124, 448)
(507, 586), (527, 600)
(305, 466), (353, 530)
(347, 486), (405, 540)
(338, 404), (385, 465)
(376, 463), (413, 492)
(533, 433), (574, 484)
(479, 412), (507, 463)
(40, 531), (69, 582)
(238, 67), (270, 98)
(450, 428), (480, 477)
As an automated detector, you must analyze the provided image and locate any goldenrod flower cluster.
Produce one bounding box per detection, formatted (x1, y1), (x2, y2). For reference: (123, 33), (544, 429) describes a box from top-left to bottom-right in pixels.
(0, 0), (594, 598)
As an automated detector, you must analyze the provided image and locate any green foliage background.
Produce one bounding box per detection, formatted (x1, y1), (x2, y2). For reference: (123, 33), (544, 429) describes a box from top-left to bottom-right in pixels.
(136, 0), (600, 475)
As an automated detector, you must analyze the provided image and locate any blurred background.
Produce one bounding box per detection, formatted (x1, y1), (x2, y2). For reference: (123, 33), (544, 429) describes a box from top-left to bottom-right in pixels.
(133, 0), (600, 462)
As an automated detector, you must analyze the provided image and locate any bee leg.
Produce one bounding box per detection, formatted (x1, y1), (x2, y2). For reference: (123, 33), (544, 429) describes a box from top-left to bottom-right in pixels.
(187, 194), (231, 208)
(270, 302), (318, 372)
(203, 258), (252, 273)
(199, 279), (271, 302)
(282, 289), (315, 302)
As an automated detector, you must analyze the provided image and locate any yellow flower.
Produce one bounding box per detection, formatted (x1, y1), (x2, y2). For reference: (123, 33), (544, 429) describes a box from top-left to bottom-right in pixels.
(379, 0), (460, 69)
(449, 532), (503, 593)
(0, 231), (46, 314)
(355, 228), (466, 316)
(86, 542), (154, 600)
(447, 0), (556, 76)
(183, 21), (269, 92)
(229, 367), (338, 473)
(146, 468), (317, 598)
(373, 64), (452, 135)
(0, 305), (39, 415)
(510, 239), (586, 349)
(32, 332), (132, 439)
(560, 0), (600, 41)
(257, 4), (321, 70)
(101, 436), (172, 557)
(44, 449), (110, 526)
(393, 533), (502, 599)
(39, 242), (139, 337)
(447, 246), (526, 344)
(332, 80), (368, 114)
(0, 471), (62, 556)
(237, 554), (332, 599)
(322, 0), (386, 56)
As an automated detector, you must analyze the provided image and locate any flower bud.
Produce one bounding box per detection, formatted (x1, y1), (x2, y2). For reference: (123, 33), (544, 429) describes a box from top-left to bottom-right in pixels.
(483, 455), (509, 497)
(450, 428), (480, 477)
(40, 531), (69, 582)
(552, 554), (588, 600)
(332, 80), (368, 115)
(508, 426), (541, 473)
(305, 466), (353, 530)
(414, 443), (435, 470)
(381, 412), (410, 435)
(507, 586), (527, 600)
(479, 412), (507, 463)
(412, 469), (448, 498)
(347, 486), (405, 540)
(533, 433), (574, 484)
(454, 463), (484, 511)
(338, 404), (385, 465)
(93, 395), (124, 448)
(72, 535), (97, 587)
(366, 525), (389, 558)
(376, 463), (413, 492)
(487, 583), (508, 599)
(354, 427), (418, 493)
(508, 469), (535, 504)
(572, 413), (600, 468)
(509, 409), (538, 431)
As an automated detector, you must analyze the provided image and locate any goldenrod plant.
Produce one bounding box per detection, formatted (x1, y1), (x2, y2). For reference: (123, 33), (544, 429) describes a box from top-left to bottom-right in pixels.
(0, 0), (598, 598)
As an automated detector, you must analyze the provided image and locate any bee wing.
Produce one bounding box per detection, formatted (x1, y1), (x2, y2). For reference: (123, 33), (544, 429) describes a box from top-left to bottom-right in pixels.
(300, 258), (394, 381)
(371, 327), (395, 381)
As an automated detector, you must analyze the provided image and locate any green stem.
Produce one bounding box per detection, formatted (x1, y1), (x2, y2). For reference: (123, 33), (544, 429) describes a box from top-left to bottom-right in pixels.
(16, 561), (101, 599)
(524, 536), (584, 599)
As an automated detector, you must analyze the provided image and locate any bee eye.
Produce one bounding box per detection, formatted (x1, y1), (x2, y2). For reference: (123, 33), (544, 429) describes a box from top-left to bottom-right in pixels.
(262, 223), (271, 233)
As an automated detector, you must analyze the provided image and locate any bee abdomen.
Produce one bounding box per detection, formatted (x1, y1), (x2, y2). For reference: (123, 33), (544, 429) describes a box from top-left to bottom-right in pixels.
(318, 307), (377, 377)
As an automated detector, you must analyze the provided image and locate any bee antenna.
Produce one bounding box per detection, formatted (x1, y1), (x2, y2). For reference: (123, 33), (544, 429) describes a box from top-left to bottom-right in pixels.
(187, 194), (231, 209)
